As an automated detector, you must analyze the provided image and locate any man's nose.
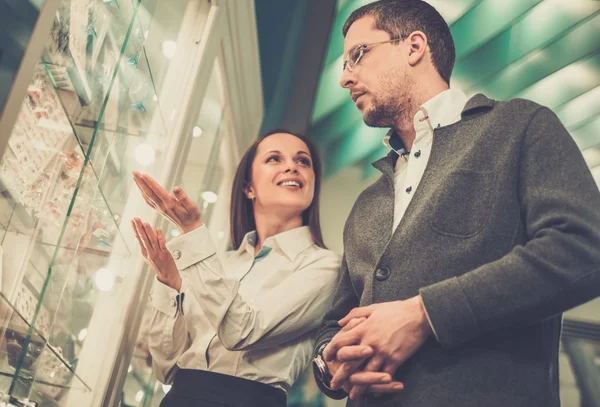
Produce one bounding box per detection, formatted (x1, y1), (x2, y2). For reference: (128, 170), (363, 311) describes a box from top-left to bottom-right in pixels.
(340, 67), (356, 89)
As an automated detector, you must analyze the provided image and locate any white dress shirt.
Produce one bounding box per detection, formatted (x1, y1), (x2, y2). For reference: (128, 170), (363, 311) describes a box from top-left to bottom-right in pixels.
(148, 225), (341, 392)
(392, 88), (469, 230)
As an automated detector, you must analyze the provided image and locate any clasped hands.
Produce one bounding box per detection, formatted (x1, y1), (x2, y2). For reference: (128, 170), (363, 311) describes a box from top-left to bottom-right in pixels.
(130, 172), (202, 292)
(322, 296), (433, 400)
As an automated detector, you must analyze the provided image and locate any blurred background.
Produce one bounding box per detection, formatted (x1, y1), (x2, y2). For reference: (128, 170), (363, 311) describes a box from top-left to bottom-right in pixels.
(0, 0), (598, 406)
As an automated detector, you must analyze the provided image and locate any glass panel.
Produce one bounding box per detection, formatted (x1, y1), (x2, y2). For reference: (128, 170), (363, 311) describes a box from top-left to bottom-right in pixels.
(124, 55), (230, 406)
(0, 292), (89, 404)
(0, 0), (207, 404)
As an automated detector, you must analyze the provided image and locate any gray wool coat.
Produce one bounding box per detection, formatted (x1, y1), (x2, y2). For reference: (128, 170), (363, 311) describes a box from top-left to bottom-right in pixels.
(314, 94), (600, 407)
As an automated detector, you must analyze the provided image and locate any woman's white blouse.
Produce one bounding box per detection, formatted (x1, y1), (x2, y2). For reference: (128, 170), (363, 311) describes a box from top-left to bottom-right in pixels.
(148, 225), (341, 392)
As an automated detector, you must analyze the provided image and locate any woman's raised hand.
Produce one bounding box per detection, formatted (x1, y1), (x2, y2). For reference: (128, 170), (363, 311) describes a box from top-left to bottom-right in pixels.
(131, 217), (181, 291)
(133, 171), (202, 234)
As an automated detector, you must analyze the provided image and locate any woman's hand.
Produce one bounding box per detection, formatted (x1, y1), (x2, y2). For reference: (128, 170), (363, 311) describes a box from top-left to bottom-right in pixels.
(132, 217), (182, 292)
(133, 171), (202, 234)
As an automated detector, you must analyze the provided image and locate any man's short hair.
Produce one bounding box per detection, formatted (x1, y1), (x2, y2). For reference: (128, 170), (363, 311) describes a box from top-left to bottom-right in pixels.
(343, 0), (455, 85)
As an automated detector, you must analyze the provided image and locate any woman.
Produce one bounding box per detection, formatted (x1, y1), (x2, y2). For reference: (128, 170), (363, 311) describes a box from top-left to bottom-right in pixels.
(130, 130), (343, 407)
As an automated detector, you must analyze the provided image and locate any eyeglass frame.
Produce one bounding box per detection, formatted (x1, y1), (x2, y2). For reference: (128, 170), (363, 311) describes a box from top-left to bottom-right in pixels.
(342, 36), (408, 72)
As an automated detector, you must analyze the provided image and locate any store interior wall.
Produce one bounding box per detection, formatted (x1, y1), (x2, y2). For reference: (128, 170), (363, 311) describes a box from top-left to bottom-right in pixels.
(255, 0), (337, 136)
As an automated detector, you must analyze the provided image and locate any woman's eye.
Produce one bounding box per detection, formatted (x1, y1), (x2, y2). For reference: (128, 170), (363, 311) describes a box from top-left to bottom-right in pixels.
(266, 156), (280, 163)
(297, 158), (312, 166)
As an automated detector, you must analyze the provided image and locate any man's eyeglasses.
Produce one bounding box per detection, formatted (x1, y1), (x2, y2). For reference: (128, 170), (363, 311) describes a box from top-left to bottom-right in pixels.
(342, 37), (407, 72)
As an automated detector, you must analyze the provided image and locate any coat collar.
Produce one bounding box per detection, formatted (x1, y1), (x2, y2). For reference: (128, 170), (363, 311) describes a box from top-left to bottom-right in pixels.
(372, 93), (495, 177)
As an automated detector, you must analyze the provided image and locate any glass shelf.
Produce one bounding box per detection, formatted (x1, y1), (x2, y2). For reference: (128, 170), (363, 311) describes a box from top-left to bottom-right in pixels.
(0, 0), (172, 404)
(1, 0), (216, 404)
(0, 292), (90, 403)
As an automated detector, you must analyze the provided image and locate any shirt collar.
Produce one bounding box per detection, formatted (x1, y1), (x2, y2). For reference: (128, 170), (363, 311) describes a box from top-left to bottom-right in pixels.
(237, 226), (315, 262)
(417, 87), (468, 131)
(383, 87), (469, 150)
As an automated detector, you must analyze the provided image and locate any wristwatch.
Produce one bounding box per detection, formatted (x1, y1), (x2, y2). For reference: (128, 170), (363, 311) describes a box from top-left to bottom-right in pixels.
(312, 343), (334, 389)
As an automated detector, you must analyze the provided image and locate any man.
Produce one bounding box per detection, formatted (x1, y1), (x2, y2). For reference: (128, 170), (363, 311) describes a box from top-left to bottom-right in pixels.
(311, 1), (600, 406)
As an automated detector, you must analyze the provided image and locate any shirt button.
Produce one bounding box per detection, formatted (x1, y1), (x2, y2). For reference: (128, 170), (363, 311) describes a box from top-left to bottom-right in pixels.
(171, 298), (176, 307)
(375, 267), (391, 281)
(172, 250), (181, 260)
(414, 151), (421, 158)
(406, 186), (412, 194)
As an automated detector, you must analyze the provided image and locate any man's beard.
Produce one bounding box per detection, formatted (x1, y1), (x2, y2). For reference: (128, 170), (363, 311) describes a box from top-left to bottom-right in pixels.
(363, 100), (400, 128)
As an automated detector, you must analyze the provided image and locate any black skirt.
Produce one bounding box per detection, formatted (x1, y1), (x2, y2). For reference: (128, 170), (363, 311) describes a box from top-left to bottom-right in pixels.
(159, 369), (287, 407)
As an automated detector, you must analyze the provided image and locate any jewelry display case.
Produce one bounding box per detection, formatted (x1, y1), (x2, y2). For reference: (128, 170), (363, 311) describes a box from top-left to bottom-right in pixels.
(0, 0), (263, 405)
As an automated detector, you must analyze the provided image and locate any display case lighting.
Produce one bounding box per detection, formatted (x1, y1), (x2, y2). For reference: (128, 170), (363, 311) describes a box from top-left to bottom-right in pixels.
(135, 390), (144, 402)
(193, 126), (203, 138)
(78, 328), (88, 342)
(135, 143), (156, 166)
(161, 40), (177, 59)
(95, 268), (115, 292)
(201, 191), (218, 203)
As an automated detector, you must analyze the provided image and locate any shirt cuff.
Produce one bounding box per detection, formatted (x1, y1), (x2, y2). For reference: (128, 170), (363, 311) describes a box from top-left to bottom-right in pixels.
(166, 225), (217, 270)
(152, 277), (182, 318)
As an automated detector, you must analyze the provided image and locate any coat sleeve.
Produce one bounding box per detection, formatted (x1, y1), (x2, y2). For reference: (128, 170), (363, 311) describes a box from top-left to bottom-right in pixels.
(420, 106), (600, 349)
(313, 255), (359, 399)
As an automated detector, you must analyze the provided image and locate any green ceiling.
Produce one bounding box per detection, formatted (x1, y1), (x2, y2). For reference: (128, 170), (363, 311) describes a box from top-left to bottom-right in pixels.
(309, 0), (600, 179)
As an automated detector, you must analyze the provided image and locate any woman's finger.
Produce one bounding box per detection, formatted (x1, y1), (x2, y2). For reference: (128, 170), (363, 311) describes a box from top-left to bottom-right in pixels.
(139, 189), (158, 210)
(133, 173), (164, 208)
(131, 220), (148, 257)
(142, 223), (157, 251)
(140, 174), (172, 205)
(133, 219), (152, 253)
(174, 187), (197, 214)
(135, 219), (153, 252)
(157, 228), (168, 253)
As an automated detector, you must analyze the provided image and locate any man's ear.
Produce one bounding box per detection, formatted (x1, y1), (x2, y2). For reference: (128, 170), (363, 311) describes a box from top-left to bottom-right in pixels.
(406, 31), (428, 66)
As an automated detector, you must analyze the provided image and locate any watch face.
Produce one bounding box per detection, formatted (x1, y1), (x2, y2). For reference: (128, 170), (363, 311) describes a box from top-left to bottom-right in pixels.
(313, 355), (327, 380)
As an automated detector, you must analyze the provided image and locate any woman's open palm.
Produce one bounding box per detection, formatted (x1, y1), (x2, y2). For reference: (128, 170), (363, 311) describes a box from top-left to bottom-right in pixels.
(133, 171), (201, 234)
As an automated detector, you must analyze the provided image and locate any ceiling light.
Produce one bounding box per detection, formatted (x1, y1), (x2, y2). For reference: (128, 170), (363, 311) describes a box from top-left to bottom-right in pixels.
(193, 126), (203, 138)
(135, 390), (144, 402)
(95, 268), (115, 292)
(77, 329), (88, 342)
(135, 143), (156, 166)
(201, 191), (218, 203)
(161, 40), (177, 59)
